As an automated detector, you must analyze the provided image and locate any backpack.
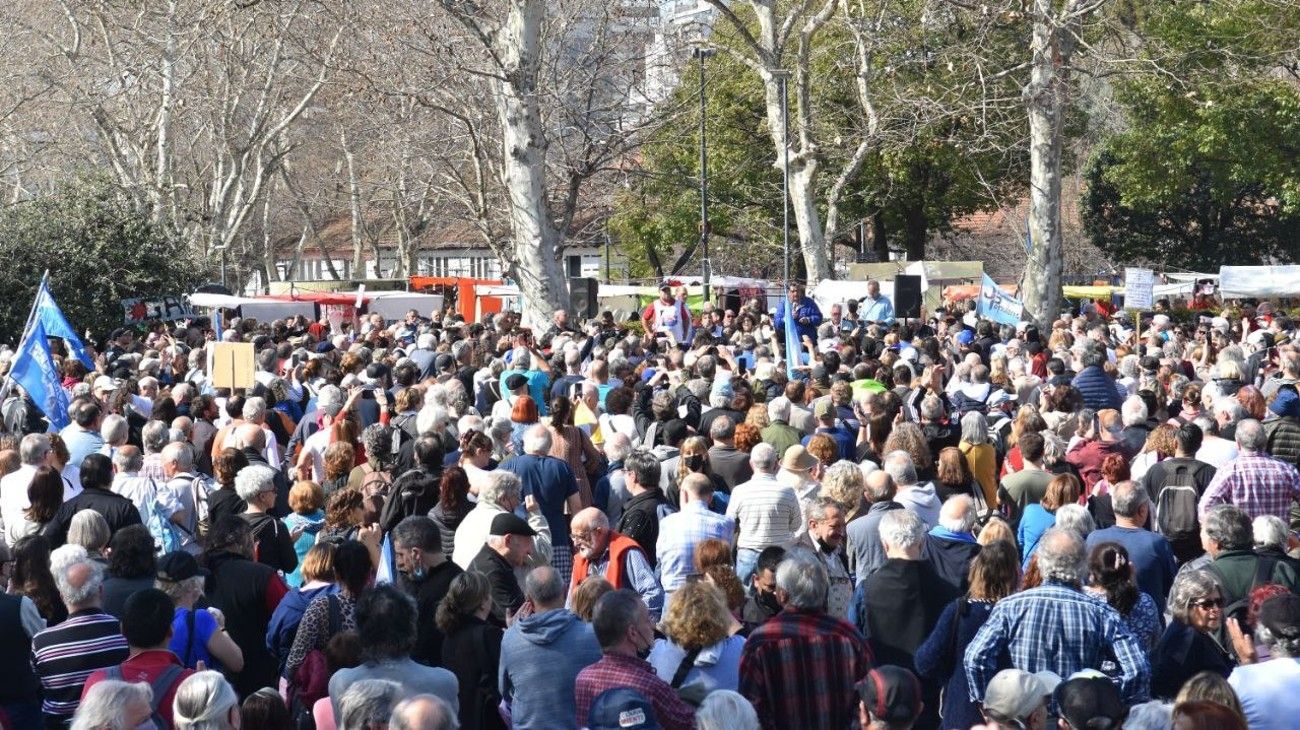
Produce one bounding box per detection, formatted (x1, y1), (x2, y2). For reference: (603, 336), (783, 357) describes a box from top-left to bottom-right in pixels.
(1, 395), (29, 435)
(391, 413), (418, 457)
(175, 473), (216, 543)
(289, 594), (342, 729)
(1153, 464), (1200, 545)
(105, 663), (186, 727)
(1208, 555), (1279, 625)
(359, 463), (393, 497)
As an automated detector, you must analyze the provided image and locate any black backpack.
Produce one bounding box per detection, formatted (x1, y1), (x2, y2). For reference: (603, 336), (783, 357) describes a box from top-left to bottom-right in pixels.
(1153, 463), (1201, 545)
(1208, 554), (1279, 625)
(105, 663), (186, 727)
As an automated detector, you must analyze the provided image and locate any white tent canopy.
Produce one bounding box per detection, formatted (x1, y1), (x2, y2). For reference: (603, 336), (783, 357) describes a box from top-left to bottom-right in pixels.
(1219, 265), (1300, 299)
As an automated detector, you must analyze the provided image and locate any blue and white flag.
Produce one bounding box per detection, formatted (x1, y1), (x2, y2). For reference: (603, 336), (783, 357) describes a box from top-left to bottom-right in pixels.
(35, 279), (94, 368)
(10, 318), (70, 430)
(783, 298), (801, 379)
(212, 309), (223, 342)
(977, 274), (1024, 326)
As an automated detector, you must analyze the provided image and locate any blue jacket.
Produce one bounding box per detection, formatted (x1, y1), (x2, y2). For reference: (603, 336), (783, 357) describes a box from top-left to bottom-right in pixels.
(775, 297), (823, 342)
(499, 608), (603, 730)
(914, 598), (996, 730)
(1072, 365), (1124, 411)
(265, 583), (338, 673)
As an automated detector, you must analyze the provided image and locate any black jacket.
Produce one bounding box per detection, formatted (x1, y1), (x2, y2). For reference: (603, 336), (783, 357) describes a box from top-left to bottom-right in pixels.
(399, 559), (463, 666)
(205, 550), (286, 696)
(1264, 416), (1300, 466)
(858, 558), (957, 671)
(921, 533), (982, 594)
(242, 511), (299, 574)
(42, 487), (142, 547)
(469, 546), (524, 628)
(441, 617), (507, 730)
(618, 489), (668, 566)
(380, 467), (441, 534)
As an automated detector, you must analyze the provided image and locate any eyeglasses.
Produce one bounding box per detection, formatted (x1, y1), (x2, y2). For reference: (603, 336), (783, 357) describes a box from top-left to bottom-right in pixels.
(1191, 598), (1224, 610)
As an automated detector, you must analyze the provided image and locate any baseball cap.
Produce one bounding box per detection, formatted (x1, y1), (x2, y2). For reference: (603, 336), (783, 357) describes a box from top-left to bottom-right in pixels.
(956, 329), (974, 346)
(587, 687), (660, 730)
(1258, 593), (1300, 640)
(983, 668), (1060, 722)
(856, 666), (923, 724)
(314, 341), (336, 354)
(1054, 675), (1124, 729)
(490, 512), (538, 538)
(658, 282), (672, 292)
(157, 551), (209, 582)
(92, 375), (119, 393)
(435, 353), (455, 372)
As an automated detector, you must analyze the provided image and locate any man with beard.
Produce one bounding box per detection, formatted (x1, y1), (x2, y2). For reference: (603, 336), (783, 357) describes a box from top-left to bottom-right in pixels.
(391, 516), (463, 666)
(741, 546), (786, 629)
(568, 508), (664, 620)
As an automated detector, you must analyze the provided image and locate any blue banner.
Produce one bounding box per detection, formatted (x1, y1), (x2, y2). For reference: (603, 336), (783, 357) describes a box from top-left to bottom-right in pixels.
(35, 280), (94, 368)
(10, 318), (70, 430)
(783, 297), (800, 379)
(977, 274), (1025, 326)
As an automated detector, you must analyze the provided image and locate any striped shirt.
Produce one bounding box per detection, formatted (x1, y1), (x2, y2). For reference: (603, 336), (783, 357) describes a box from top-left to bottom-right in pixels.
(726, 473), (802, 552)
(32, 609), (129, 723)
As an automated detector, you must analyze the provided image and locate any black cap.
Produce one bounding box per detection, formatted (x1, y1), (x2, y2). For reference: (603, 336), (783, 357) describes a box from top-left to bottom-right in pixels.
(857, 666), (923, 724)
(1055, 677), (1124, 729)
(157, 551), (209, 582)
(505, 373), (528, 391)
(435, 353), (456, 372)
(490, 512), (538, 537)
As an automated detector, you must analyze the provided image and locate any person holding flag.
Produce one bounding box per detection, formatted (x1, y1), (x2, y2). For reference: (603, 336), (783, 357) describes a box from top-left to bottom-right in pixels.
(7, 318), (71, 431)
(34, 274), (95, 369)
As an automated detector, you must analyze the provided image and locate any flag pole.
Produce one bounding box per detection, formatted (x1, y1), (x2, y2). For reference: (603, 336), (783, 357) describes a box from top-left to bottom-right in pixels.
(0, 270), (54, 410)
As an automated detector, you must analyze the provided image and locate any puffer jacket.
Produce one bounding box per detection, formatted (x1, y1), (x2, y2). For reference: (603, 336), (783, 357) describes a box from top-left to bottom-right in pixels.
(1264, 416), (1300, 466)
(1071, 366), (1124, 411)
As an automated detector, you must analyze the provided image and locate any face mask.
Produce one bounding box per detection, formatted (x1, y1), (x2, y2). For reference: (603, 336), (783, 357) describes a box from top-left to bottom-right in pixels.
(635, 627), (654, 660)
(756, 588), (782, 613)
(683, 454), (705, 472)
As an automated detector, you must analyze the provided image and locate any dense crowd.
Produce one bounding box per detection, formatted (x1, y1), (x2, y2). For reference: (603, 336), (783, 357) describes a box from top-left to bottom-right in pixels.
(0, 280), (1297, 730)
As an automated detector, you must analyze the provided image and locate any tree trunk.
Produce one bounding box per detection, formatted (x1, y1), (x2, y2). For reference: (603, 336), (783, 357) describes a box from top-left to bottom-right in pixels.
(870, 210), (888, 262)
(343, 130), (365, 279)
(761, 71), (831, 284)
(1021, 14), (1066, 328)
(494, 0), (567, 330)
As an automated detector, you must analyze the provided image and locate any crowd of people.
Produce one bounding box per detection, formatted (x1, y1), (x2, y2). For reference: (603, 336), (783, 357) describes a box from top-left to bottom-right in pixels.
(0, 279), (1297, 730)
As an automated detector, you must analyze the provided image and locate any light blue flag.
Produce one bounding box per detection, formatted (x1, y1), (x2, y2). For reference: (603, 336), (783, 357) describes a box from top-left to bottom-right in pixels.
(783, 297), (801, 379)
(10, 318), (70, 430)
(977, 274), (1025, 326)
(35, 280), (94, 368)
(212, 309), (223, 342)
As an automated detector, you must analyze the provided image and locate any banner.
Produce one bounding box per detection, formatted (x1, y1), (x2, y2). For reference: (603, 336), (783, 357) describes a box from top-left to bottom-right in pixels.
(977, 274), (1024, 326)
(10, 318), (70, 429)
(36, 279), (94, 368)
(122, 295), (194, 325)
(783, 297), (800, 379)
(1124, 268), (1154, 310)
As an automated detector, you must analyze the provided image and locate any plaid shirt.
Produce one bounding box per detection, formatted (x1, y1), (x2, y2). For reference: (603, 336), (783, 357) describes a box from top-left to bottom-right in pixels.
(964, 582), (1150, 705)
(738, 608), (873, 730)
(1199, 452), (1300, 522)
(575, 653), (697, 730)
(657, 501), (736, 591)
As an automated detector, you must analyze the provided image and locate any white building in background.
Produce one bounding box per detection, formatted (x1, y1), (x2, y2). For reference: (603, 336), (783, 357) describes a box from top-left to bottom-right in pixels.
(643, 0), (720, 106)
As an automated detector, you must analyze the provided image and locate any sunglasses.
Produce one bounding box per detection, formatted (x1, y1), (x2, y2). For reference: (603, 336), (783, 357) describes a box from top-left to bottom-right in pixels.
(1191, 598), (1224, 610)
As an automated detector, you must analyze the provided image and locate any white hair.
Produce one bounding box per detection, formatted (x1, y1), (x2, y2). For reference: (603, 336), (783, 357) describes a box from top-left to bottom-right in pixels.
(522, 423), (552, 455)
(696, 690), (760, 730)
(882, 450), (917, 486)
(416, 404), (450, 436)
(241, 396), (267, 423)
(71, 680), (152, 730)
(1054, 503), (1096, 538)
(960, 412), (990, 445)
(767, 397), (792, 423)
(1121, 395), (1148, 427)
(603, 432), (632, 462)
(479, 471), (522, 506)
(879, 509), (925, 550)
(1035, 528), (1087, 584)
(938, 495), (976, 533)
(51, 544), (104, 608)
(172, 671), (239, 730)
(339, 679), (404, 730)
(1254, 515), (1290, 551)
(233, 464), (277, 501)
(749, 443), (778, 473)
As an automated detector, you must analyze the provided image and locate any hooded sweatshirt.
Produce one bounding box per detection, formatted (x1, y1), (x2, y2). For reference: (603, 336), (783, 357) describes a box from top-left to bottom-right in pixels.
(499, 608), (603, 730)
(894, 482), (942, 527)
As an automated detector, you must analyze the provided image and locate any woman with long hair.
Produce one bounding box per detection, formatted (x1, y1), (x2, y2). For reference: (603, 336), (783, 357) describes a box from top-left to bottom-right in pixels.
(547, 395), (601, 507)
(436, 572), (506, 730)
(959, 412), (998, 508)
(10, 466), (63, 544)
(671, 436), (727, 508)
(320, 488), (365, 543)
(647, 580), (747, 691)
(1131, 423), (1177, 482)
(915, 540), (1020, 729)
(11, 534), (66, 625)
(883, 422), (935, 482)
(431, 466), (474, 554)
(1085, 542), (1162, 653)
(934, 446), (978, 504)
(284, 540), (372, 680)
(321, 441), (355, 496)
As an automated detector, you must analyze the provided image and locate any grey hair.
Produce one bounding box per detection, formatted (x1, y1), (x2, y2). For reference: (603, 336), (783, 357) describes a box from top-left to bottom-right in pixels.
(416, 404), (450, 436)
(879, 509), (925, 550)
(1121, 395), (1148, 427)
(112, 447), (144, 473)
(603, 432), (632, 462)
(142, 420), (170, 455)
(749, 443), (778, 473)
(361, 424), (393, 463)
(919, 395), (944, 422)
(1053, 504), (1095, 538)
(69, 510), (111, 552)
(100, 414), (129, 446)
(1253, 515), (1290, 551)
(1034, 528), (1087, 585)
(338, 679), (404, 730)
(1040, 431), (1067, 465)
(960, 411), (990, 445)
(1214, 397), (1246, 426)
(479, 471), (522, 506)
(882, 450), (917, 486)
(1168, 569), (1221, 624)
(1123, 701), (1173, 730)
(696, 690), (760, 730)
(938, 495), (976, 533)
(389, 695), (460, 730)
(775, 550), (829, 611)
(162, 441), (193, 471)
(1235, 418), (1266, 452)
(767, 397), (792, 423)
(172, 671), (239, 729)
(241, 396), (267, 423)
(19, 433), (51, 466)
(524, 566), (565, 608)
(1110, 481), (1149, 519)
(511, 348), (532, 372)
(522, 423), (552, 455)
(51, 544), (104, 608)
(71, 679), (152, 730)
(233, 465), (277, 501)
(317, 385), (345, 417)
(1256, 622), (1300, 659)
(1203, 504), (1252, 551)
(805, 497), (844, 524)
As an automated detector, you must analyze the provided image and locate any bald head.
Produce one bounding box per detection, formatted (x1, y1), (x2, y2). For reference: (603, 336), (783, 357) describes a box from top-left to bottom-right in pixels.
(235, 422), (265, 451)
(524, 566), (565, 610)
(570, 507), (609, 533)
(864, 469), (896, 503)
(389, 695), (458, 730)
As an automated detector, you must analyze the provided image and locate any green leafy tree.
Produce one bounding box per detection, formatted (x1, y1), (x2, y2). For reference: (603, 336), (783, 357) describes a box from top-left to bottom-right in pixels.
(0, 175), (212, 345)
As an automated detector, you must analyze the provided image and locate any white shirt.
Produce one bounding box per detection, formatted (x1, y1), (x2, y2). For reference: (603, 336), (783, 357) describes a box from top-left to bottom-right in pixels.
(725, 472), (802, 552)
(300, 427), (332, 483)
(1197, 438), (1239, 469)
(0, 464), (38, 547)
(112, 472), (171, 524)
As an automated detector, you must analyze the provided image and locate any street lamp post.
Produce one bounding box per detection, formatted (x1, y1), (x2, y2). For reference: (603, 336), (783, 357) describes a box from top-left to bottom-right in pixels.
(694, 47), (715, 302)
(771, 69), (792, 288)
